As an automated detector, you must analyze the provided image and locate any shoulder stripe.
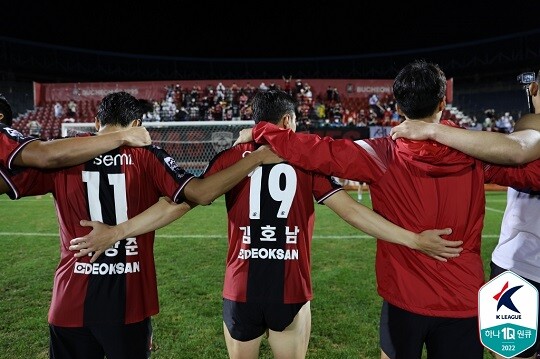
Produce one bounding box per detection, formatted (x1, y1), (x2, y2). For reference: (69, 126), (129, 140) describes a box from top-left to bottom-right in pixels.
(354, 140), (387, 172)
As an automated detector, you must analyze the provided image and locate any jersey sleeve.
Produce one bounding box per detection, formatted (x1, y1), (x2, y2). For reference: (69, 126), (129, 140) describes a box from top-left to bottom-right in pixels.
(252, 121), (385, 182)
(0, 125), (39, 169)
(484, 159), (540, 190)
(312, 173), (343, 204)
(0, 165), (54, 199)
(144, 145), (196, 203)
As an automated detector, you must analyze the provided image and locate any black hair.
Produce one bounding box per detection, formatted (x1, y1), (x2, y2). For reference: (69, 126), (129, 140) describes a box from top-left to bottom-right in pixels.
(0, 94), (13, 126)
(96, 91), (150, 127)
(392, 59), (446, 119)
(249, 89), (297, 125)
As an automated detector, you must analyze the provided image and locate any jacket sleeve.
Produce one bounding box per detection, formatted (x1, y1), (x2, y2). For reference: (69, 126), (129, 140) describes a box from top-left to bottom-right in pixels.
(484, 158), (540, 190)
(252, 121), (384, 182)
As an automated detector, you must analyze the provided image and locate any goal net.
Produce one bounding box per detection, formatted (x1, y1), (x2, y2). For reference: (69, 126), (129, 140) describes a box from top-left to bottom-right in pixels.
(62, 121), (255, 176)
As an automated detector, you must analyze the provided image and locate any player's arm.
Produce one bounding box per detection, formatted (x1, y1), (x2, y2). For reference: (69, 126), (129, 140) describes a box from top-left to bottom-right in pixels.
(323, 191), (462, 261)
(183, 145), (282, 205)
(70, 197), (195, 262)
(13, 126), (151, 168)
(390, 114), (540, 165)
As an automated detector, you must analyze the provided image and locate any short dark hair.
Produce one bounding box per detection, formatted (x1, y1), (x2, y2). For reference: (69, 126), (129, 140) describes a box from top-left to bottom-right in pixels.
(0, 94), (13, 126)
(96, 91), (150, 127)
(393, 59), (446, 119)
(249, 89), (297, 125)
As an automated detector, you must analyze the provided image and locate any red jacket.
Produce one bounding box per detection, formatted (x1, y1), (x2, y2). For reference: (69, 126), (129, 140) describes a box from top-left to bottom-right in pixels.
(253, 120), (540, 317)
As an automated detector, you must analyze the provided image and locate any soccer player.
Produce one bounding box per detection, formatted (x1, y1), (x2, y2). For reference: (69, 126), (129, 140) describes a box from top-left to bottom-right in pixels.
(389, 71), (540, 359)
(70, 90), (463, 359)
(0, 91), (281, 359)
(235, 61), (540, 359)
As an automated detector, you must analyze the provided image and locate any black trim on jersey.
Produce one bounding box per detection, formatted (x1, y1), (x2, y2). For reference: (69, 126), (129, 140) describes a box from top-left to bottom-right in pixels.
(83, 148), (127, 325)
(0, 165), (18, 199)
(247, 164), (287, 303)
(145, 145), (195, 203)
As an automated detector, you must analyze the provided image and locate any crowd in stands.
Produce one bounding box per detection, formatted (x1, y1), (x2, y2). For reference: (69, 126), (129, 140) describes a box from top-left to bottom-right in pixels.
(11, 80), (517, 139)
(140, 80), (406, 132)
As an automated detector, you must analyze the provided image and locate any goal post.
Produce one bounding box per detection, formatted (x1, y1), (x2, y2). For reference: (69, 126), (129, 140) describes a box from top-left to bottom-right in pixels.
(62, 121), (255, 176)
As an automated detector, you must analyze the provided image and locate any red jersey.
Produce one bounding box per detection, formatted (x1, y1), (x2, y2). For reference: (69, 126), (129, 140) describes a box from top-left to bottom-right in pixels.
(2, 144), (194, 327)
(0, 123), (39, 168)
(203, 142), (342, 304)
(253, 120), (540, 317)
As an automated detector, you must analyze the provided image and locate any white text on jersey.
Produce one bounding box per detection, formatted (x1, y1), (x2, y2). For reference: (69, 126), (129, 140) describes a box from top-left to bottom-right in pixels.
(93, 153), (133, 166)
(73, 261), (140, 275)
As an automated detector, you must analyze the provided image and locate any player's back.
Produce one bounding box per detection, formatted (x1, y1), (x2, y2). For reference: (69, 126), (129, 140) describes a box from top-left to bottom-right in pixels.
(42, 144), (191, 327)
(204, 142), (341, 304)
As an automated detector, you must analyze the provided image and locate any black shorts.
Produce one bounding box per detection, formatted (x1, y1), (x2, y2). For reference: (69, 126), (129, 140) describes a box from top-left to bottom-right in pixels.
(379, 301), (484, 359)
(490, 261), (540, 358)
(379, 301), (396, 358)
(223, 298), (307, 342)
(49, 317), (152, 359)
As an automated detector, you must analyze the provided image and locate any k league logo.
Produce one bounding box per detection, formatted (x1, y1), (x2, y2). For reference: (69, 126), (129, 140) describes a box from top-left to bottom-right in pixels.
(478, 271), (538, 358)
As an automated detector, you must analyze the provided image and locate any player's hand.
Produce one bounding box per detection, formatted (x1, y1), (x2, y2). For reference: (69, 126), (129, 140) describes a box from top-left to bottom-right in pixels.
(413, 228), (463, 262)
(390, 120), (433, 141)
(253, 145), (283, 164)
(69, 220), (122, 263)
(122, 126), (152, 147)
(233, 128), (253, 146)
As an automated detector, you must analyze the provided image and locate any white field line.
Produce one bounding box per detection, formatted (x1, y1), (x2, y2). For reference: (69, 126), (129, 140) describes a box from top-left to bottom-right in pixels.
(0, 195), (504, 238)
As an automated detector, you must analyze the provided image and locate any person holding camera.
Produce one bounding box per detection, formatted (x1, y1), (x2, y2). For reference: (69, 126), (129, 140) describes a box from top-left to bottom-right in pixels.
(390, 70), (540, 359)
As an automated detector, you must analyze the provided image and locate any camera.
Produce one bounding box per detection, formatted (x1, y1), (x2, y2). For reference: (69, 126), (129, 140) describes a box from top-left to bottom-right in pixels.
(517, 71), (537, 113)
(517, 72), (536, 85)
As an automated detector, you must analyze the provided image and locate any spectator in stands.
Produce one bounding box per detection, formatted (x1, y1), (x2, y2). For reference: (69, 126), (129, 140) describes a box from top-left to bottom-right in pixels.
(357, 109), (368, 126)
(326, 85), (334, 102)
(483, 108), (496, 131)
(294, 79), (303, 96)
(331, 87), (340, 102)
(54, 101), (63, 118)
(303, 84), (313, 104)
(67, 99), (77, 117)
(369, 93), (384, 118)
(390, 69), (540, 359)
(27, 119), (42, 137)
(215, 82), (226, 102)
(175, 106), (189, 121)
(235, 59), (540, 359)
(496, 111), (514, 133)
(0, 94), (13, 126)
(282, 75), (292, 94)
(243, 82), (255, 97)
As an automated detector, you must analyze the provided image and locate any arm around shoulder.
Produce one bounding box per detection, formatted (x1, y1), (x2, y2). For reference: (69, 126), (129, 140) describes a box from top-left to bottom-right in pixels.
(13, 127), (151, 168)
